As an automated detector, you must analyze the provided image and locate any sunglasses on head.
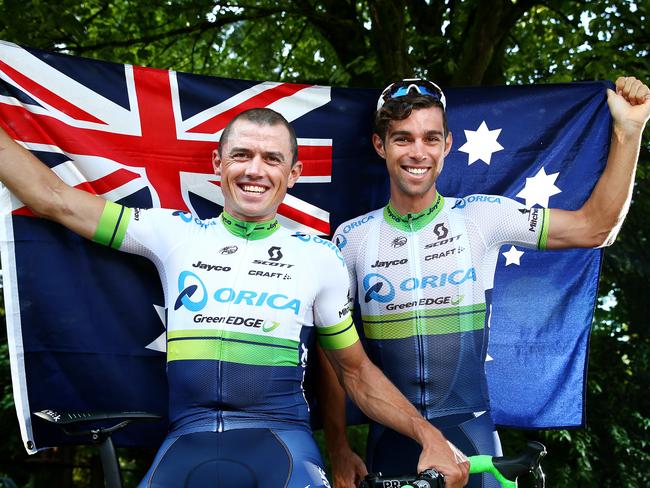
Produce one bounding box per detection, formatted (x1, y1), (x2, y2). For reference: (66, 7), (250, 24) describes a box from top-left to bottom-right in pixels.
(377, 78), (446, 110)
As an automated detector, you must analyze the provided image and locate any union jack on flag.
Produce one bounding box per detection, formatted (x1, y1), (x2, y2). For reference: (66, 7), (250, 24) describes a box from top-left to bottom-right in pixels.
(0, 40), (332, 233)
(1, 40), (612, 453)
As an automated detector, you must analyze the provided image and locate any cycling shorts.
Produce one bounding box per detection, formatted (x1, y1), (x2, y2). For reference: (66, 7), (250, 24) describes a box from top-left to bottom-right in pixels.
(139, 428), (331, 488)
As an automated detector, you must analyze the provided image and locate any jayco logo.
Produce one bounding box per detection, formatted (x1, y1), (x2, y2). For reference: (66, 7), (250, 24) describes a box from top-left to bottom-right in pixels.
(371, 258), (408, 269)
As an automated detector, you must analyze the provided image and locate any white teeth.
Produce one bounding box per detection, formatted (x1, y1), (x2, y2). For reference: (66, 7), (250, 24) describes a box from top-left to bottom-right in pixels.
(406, 167), (427, 174)
(242, 185), (265, 193)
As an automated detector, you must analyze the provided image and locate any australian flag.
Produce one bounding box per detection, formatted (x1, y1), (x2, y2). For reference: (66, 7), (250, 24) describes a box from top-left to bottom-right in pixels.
(0, 40), (610, 452)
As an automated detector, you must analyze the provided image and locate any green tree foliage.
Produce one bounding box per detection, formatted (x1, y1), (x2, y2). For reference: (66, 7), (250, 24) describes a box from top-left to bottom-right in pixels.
(0, 1), (648, 486)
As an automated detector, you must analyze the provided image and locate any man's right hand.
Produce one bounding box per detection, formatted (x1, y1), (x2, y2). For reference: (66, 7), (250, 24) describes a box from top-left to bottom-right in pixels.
(329, 445), (367, 488)
(417, 428), (469, 488)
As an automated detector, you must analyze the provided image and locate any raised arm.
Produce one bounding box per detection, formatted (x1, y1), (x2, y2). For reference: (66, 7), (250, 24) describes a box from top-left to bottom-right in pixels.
(322, 341), (469, 488)
(0, 126), (104, 239)
(547, 76), (650, 249)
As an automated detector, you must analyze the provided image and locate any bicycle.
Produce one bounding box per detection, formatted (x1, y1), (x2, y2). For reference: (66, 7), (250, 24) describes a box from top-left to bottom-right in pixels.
(359, 440), (546, 488)
(35, 409), (545, 488)
(34, 409), (161, 488)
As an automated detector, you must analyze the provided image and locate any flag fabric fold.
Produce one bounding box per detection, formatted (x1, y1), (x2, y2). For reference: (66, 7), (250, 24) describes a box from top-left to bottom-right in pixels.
(0, 41), (609, 452)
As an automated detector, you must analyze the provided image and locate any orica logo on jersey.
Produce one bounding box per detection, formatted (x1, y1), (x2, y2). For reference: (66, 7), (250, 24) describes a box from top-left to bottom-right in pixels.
(174, 271), (301, 315)
(452, 195), (502, 209)
(363, 273), (395, 303)
(172, 210), (217, 229)
(333, 233), (347, 250)
(174, 271), (208, 312)
(341, 214), (374, 234)
(363, 268), (477, 303)
(292, 232), (345, 267)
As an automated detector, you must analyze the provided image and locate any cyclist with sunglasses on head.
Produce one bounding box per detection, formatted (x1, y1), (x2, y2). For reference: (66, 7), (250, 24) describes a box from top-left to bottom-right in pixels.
(322, 77), (650, 487)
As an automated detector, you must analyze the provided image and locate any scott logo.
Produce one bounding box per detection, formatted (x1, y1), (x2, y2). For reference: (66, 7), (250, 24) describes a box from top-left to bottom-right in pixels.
(433, 223), (448, 240)
(363, 273), (395, 303)
(267, 246), (283, 261)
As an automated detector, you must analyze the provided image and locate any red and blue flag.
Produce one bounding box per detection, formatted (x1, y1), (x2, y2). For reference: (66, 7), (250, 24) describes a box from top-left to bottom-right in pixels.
(0, 40), (610, 452)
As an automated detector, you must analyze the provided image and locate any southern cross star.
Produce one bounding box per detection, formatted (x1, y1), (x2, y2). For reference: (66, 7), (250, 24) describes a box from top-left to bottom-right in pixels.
(516, 167), (562, 208)
(457, 121), (504, 165)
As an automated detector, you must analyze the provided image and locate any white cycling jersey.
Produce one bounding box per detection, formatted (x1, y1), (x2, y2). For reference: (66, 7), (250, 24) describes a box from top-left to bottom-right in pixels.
(93, 203), (358, 434)
(333, 193), (549, 418)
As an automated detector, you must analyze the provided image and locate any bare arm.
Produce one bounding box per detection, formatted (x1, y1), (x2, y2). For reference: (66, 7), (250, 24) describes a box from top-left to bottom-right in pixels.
(322, 341), (469, 488)
(547, 76), (650, 249)
(0, 127), (104, 238)
(315, 345), (367, 488)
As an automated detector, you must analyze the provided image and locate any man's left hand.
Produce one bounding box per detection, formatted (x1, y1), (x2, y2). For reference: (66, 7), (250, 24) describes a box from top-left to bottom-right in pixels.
(607, 76), (650, 132)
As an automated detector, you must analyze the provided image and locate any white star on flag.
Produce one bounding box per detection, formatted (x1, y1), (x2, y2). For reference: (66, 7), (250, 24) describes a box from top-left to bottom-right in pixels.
(516, 167), (562, 208)
(502, 246), (524, 266)
(145, 304), (167, 353)
(457, 121), (504, 165)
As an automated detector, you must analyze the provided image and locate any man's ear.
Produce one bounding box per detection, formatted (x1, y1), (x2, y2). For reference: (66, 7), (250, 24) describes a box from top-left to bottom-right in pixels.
(444, 131), (453, 157)
(287, 160), (303, 189)
(372, 133), (386, 159)
(212, 149), (221, 175)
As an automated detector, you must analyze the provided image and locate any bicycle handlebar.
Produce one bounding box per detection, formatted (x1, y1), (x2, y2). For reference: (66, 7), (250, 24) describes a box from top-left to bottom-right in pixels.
(359, 441), (546, 488)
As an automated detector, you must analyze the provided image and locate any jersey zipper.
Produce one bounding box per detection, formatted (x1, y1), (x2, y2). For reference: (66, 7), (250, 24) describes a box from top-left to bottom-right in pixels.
(408, 218), (427, 416)
(216, 237), (249, 432)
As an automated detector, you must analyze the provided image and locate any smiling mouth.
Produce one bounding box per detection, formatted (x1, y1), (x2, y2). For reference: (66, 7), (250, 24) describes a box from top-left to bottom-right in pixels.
(403, 167), (429, 175)
(240, 184), (267, 194)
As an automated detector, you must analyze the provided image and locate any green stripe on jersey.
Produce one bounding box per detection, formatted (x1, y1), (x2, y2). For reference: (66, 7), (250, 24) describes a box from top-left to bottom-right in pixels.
(317, 316), (359, 349)
(538, 208), (550, 250)
(362, 303), (486, 340)
(383, 193), (444, 232)
(167, 329), (300, 366)
(221, 210), (280, 240)
(92, 201), (131, 249)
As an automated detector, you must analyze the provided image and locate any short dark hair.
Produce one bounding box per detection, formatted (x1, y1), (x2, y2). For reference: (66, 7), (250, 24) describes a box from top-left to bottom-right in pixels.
(219, 108), (298, 165)
(373, 94), (448, 142)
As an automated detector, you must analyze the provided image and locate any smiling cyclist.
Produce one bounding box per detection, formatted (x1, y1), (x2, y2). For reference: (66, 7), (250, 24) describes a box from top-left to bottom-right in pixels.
(0, 108), (470, 487)
(321, 76), (650, 488)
